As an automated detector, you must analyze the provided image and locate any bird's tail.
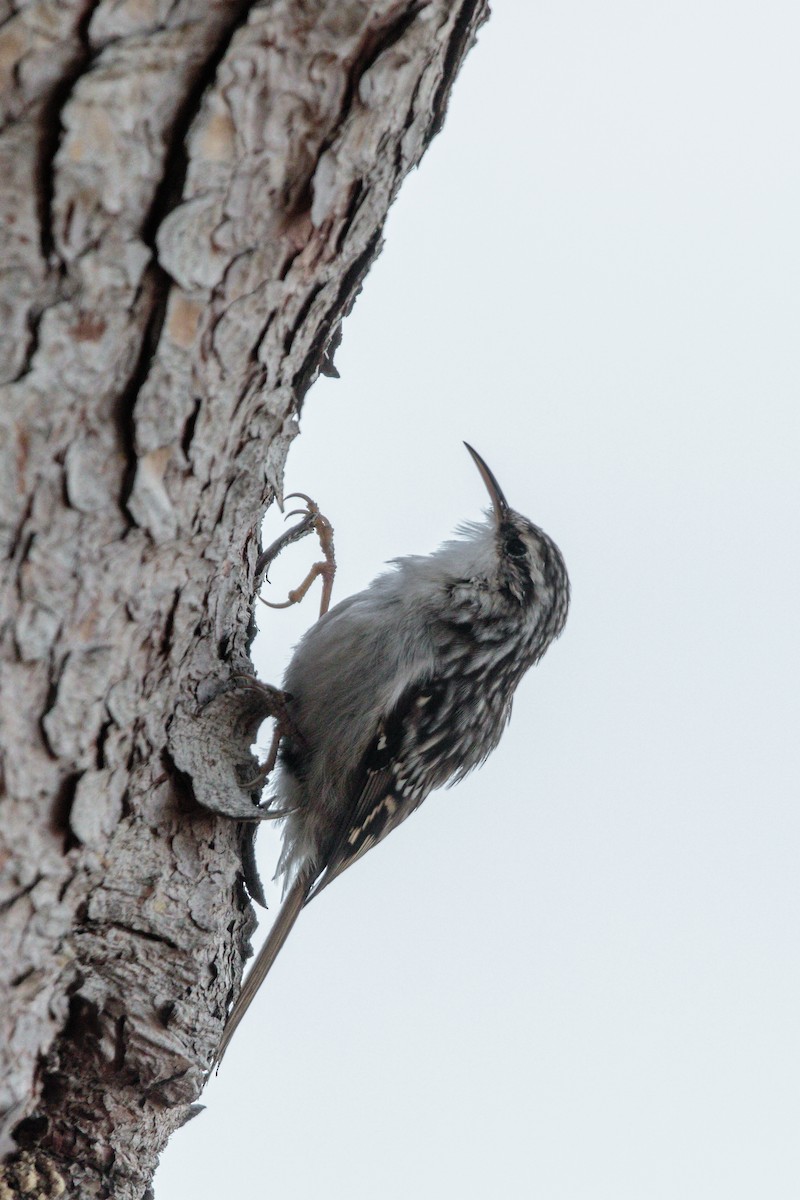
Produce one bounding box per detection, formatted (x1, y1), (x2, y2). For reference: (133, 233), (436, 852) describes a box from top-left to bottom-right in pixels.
(213, 869), (310, 1069)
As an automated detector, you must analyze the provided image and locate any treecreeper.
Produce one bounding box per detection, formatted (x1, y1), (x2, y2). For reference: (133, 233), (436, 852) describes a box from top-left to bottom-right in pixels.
(214, 444), (570, 1067)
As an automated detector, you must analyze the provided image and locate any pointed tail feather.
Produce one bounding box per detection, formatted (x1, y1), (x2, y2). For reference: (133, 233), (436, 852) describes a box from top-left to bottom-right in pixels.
(213, 870), (310, 1069)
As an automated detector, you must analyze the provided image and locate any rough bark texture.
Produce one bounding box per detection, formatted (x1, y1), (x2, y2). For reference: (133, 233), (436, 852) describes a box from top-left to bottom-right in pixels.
(0, 1), (489, 1195)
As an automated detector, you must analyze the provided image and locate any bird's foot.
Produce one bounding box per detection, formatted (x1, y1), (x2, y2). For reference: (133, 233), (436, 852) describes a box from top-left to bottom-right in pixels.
(256, 493), (336, 618)
(223, 675), (305, 791)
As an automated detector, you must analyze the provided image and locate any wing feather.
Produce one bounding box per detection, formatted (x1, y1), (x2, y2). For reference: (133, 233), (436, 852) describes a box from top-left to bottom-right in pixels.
(308, 684), (439, 898)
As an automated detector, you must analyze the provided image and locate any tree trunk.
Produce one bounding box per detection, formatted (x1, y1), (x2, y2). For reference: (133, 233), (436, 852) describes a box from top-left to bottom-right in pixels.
(0, 1), (488, 1194)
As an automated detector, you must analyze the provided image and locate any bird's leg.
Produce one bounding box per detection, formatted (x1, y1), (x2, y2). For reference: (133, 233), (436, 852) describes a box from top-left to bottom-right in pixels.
(239, 718), (287, 798)
(226, 675), (304, 798)
(257, 493), (336, 619)
(230, 496), (335, 793)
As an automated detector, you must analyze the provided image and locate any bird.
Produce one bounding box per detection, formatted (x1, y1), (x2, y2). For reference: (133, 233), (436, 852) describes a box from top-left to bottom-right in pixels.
(214, 443), (569, 1066)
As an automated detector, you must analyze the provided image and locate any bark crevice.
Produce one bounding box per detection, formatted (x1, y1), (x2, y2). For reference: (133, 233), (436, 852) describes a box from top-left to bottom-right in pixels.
(34, 1), (100, 264)
(140, 1), (256, 249)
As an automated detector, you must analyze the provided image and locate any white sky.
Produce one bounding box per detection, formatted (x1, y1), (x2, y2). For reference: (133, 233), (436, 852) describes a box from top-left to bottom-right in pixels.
(157, 3), (800, 1196)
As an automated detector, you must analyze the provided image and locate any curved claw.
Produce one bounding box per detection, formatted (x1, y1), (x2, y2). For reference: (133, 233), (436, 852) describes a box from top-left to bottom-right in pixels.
(259, 595), (295, 610)
(284, 492), (318, 511)
(255, 804), (300, 820)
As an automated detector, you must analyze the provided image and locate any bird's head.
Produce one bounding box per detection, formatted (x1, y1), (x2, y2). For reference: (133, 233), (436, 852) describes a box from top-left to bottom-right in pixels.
(461, 443), (570, 650)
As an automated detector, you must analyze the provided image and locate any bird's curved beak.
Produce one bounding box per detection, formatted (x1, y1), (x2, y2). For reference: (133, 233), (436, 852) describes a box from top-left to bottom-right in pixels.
(464, 443), (509, 524)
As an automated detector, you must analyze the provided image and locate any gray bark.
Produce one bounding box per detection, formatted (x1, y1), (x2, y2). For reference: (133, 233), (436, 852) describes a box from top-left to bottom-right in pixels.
(0, 1), (488, 1195)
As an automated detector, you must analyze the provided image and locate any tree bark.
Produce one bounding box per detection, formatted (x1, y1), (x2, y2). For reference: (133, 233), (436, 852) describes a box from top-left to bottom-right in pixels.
(0, 1), (488, 1195)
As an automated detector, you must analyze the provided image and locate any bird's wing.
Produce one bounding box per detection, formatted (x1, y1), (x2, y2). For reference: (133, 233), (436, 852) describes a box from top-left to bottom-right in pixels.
(308, 682), (444, 899)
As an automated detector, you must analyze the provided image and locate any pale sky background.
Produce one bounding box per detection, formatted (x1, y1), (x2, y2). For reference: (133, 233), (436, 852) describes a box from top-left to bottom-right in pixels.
(157, 3), (800, 1197)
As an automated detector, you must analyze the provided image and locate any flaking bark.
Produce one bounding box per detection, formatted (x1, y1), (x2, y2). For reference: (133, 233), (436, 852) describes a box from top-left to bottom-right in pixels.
(0, 0), (489, 1195)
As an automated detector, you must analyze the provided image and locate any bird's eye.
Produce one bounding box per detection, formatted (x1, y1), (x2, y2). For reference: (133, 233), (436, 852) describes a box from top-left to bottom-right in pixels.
(504, 536), (527, 559)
